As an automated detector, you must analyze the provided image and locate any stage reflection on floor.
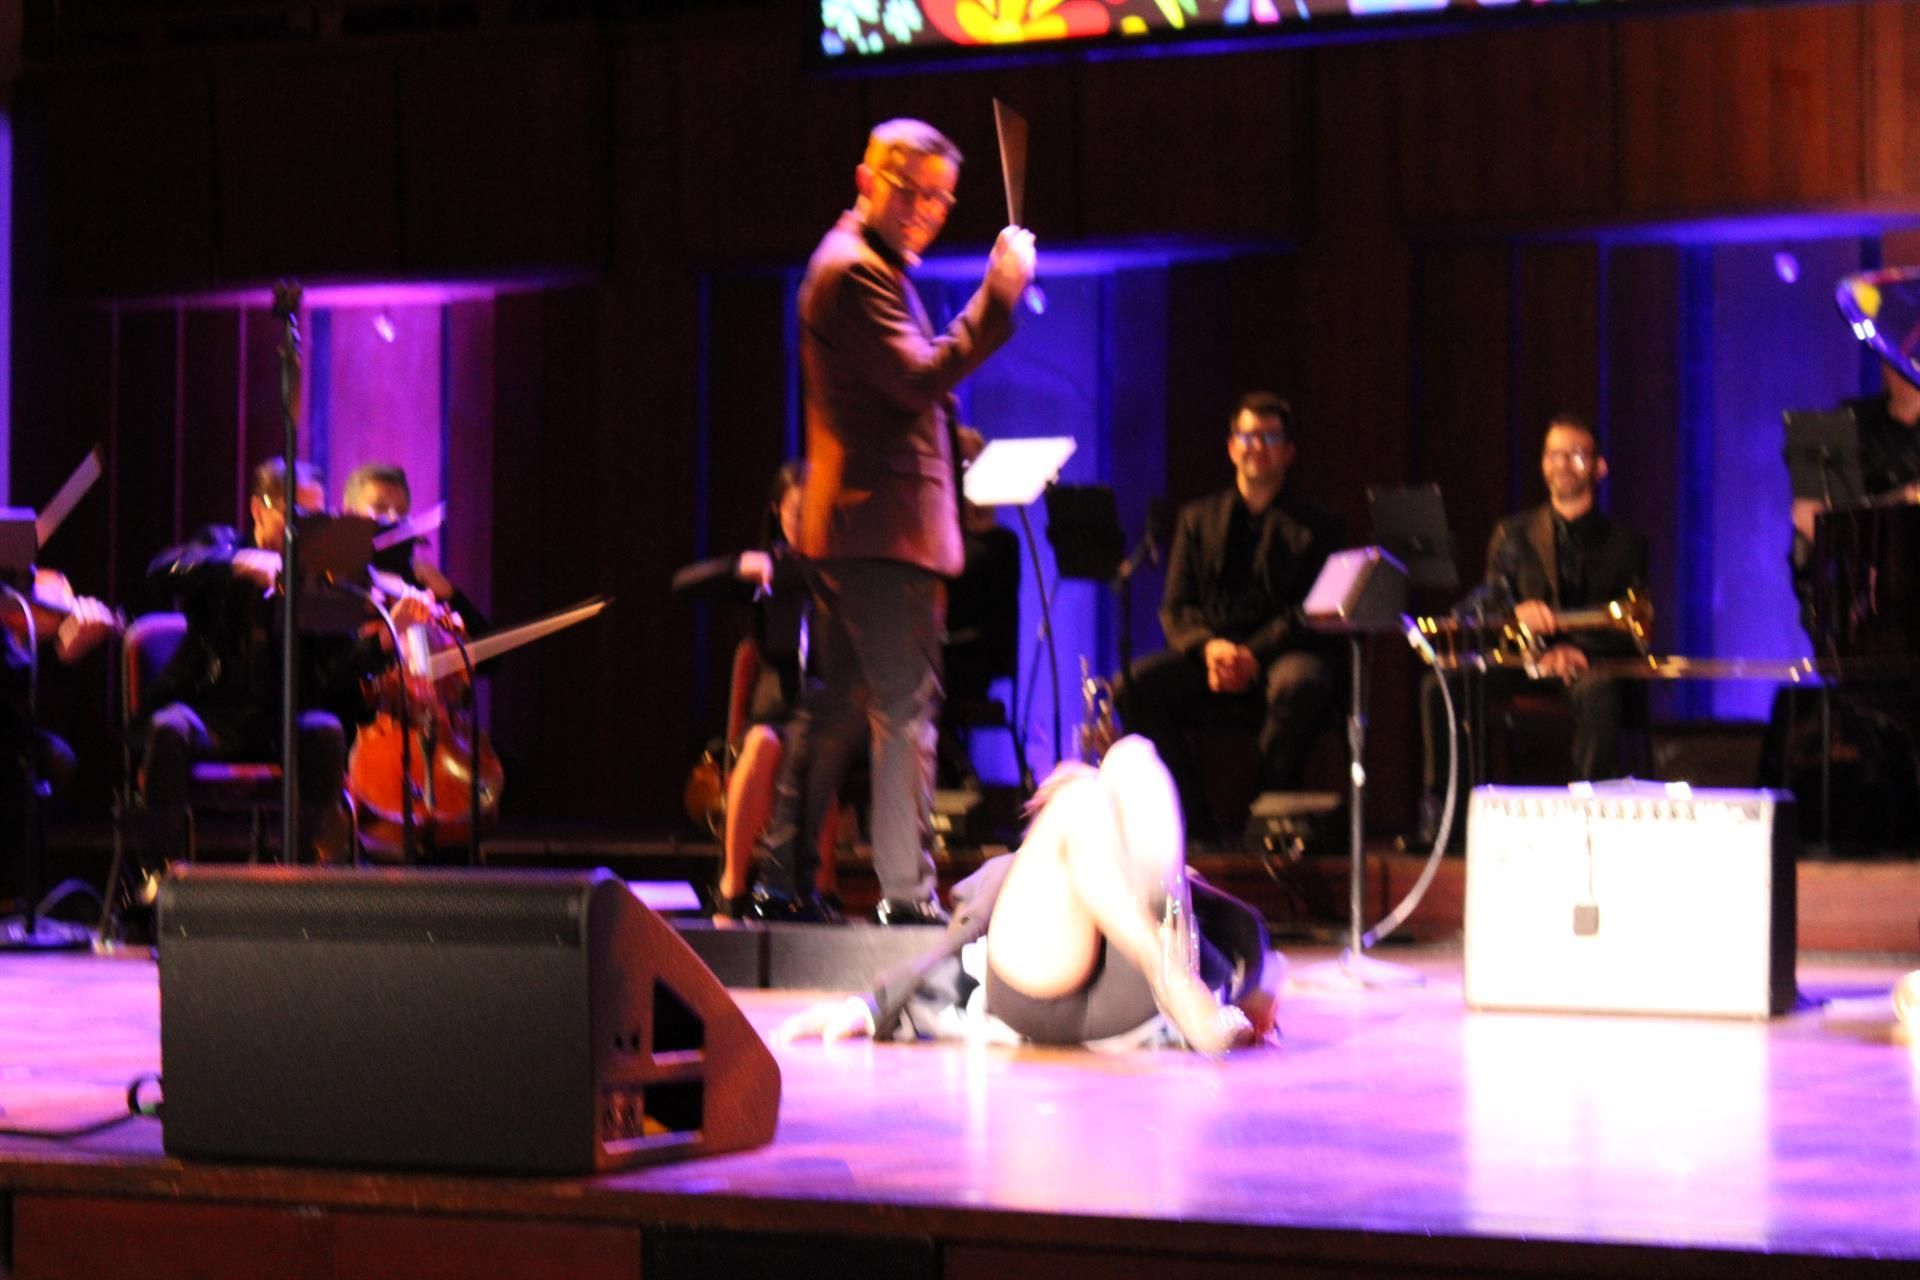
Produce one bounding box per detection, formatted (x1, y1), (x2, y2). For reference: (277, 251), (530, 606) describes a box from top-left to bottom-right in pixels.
(3, 944), (1919, 1273)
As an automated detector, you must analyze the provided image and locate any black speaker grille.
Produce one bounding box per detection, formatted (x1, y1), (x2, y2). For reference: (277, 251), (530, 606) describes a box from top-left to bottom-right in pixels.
(160, 867), (606, 947)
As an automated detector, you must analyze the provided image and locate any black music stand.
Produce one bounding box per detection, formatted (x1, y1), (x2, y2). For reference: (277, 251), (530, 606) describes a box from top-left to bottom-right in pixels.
(1783, 409), (1866, 510)
(1296, 547), (1426, 990)
(1367, 484), (1459, 592)
(965, 437), (1076, 767)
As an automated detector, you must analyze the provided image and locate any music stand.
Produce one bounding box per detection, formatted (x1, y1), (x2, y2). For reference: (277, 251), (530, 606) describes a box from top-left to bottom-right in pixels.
(1783, 409), (1866, 510)
(1296, 547), (1426, 990)
(1043, 485), (1125, 581)
(1367, 484), (1459, 592)
(964, 438), (1076, 768)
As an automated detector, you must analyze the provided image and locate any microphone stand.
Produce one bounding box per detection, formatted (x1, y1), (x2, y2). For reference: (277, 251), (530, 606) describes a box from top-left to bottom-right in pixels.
(1014, 505), (1062, 768)
(1110, 526), (1157, 722)
(273, 281), (302, 867)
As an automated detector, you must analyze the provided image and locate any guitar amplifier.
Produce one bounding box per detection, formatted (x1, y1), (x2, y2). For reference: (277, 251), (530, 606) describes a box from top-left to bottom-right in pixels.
(1464, 783), (1797, 1018)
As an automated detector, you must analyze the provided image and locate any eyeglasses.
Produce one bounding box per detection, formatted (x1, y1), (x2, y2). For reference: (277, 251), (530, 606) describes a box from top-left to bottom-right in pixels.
(1543, 448), (1594, 470)
(878, 169), (957, 212)
(1232, 429), (1286, 450)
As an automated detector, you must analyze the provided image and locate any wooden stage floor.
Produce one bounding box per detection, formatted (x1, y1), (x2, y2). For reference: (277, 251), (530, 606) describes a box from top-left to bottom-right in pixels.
(3, 944), (1920, 1278)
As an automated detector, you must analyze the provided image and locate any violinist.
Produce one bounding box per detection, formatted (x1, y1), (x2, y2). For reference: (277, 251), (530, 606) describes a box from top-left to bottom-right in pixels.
(0, 568), (116, 915)
(133, 459), (438, 901)
(343, 462), (488, 635)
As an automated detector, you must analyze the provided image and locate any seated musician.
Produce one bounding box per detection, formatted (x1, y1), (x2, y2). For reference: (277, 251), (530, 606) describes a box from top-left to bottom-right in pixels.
(0, 571), (116, 915)
(1789, 359), (1920, 643)
(342, 461), (488, 634)
(1118, 391), (1343, 842)
(1419, 413), (1649, 837)
(711, 460), (844, 921)
(132, 460), (439, 898)
(938, 496), (1022, 789)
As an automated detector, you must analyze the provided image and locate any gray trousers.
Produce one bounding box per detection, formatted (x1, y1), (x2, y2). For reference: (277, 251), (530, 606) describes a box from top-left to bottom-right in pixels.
(759, 560), (945, 904)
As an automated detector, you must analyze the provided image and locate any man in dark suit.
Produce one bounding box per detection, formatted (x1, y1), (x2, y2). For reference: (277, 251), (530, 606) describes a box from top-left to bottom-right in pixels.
(753, 118), (1036, 925)
(1420, 413), (1649, 830)
(1120, 391), (1345, 841)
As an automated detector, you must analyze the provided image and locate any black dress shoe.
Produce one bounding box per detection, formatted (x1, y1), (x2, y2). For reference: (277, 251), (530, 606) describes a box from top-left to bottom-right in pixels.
(874, 897), (950, 927)
(746, 886), (845, 925)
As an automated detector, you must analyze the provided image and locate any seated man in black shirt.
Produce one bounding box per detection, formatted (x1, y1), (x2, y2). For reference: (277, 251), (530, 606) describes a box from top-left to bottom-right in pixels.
(1119, 391), (1344, 839)
(1420, 414), (1649, 829)
(136, 459), (437, 885)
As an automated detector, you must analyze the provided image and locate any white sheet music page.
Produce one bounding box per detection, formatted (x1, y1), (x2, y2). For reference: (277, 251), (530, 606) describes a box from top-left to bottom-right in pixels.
(962, 437), (1077, 508)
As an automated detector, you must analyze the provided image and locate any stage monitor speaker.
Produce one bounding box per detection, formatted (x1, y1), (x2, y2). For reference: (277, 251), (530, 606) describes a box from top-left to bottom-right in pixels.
(158, 866), (780, 1175)
(1464, 784), (1797, 1019)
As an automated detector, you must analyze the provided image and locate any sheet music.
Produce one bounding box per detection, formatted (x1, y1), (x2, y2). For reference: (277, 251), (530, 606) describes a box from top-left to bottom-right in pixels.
(963, 437), (1076, 508)
(373, 501), (447, 552)
(35, 448), (103, 548)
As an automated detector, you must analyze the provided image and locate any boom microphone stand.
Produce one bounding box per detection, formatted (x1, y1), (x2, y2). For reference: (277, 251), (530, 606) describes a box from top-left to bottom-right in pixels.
(274, 281), (302, 866)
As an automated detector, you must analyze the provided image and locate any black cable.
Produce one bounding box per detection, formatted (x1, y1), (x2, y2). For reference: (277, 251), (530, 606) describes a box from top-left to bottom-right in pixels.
(0, 1072), (160, 1140)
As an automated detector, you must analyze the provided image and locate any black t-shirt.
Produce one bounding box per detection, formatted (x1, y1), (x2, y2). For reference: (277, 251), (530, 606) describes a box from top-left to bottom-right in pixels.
(1552, 509), (1609, 609)
(1851, 393), (1920, 498)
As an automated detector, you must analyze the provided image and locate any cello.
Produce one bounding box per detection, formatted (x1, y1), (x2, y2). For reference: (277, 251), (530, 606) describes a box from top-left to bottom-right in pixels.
(346, 596), (610, 859)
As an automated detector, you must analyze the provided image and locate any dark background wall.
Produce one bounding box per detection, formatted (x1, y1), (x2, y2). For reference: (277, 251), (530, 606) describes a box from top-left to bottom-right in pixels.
(11, 1), (1920, 832)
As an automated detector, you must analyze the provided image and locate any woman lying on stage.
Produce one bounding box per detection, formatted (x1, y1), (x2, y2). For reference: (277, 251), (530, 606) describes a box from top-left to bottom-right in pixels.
(778, 736), (1282, 1055)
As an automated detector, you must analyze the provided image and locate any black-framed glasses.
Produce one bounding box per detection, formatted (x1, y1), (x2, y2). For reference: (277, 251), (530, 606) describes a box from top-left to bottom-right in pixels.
(1543, 448), (1593, 470)
(878, 169), (957, 212)
(1231, 429), (1286, 450)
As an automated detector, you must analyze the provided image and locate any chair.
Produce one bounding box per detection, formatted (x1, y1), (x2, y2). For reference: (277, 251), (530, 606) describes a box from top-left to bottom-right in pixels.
(100, 612), (354, 940)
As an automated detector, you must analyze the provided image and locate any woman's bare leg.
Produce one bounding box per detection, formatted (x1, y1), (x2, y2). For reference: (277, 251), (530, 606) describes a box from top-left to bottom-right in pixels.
(988, 739), (1246, 1052)
(720, 726), (784, 904)
(986, 772), (1107, 997)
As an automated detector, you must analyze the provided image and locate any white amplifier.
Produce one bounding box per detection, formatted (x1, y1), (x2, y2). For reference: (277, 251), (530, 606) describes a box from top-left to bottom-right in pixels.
(1464, 783), (1797, 1018)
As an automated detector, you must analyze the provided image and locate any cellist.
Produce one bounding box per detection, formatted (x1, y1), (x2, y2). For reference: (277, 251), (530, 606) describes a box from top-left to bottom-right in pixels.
(343, 462), (489, 635)
(130, 459), (440, 923)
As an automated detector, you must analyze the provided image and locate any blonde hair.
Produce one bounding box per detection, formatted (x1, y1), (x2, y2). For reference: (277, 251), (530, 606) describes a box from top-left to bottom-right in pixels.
(862, 118), (962, 180)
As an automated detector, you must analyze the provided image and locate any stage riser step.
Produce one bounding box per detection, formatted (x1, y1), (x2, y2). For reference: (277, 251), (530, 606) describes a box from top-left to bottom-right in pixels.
(674, 921), (940, 991)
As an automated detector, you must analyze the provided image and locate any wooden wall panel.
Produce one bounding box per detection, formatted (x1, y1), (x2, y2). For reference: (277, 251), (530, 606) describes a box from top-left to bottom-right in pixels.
(397, 45), (602, 273)
(1161, 260), (1236, 510)
(1510, 243), (1602, 502)
(215, 60), (400, 280)
(179, 309), (246, 543)
(1604, 245), (1684, 678)
(1311, 44), (1400, 235)
(1618, 4), (1866, 214)
(1080, 50), (1306, 243)
(672, 25), (867, 263)
(1413, 244), (1511, 585)
(1864, 1), (1920, 202)
(112, 311), (183, 615)
(240, 306), (298, 480)
(29, 67), (218, 297)
(1394, 24), (1616, 224)
(444, 299), (497, 626)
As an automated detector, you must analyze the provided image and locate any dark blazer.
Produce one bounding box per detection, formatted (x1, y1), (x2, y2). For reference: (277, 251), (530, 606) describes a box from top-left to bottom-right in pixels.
(797, 213), (1015, 578)
(141, 525), (384, 755)
(1159, 486), (1345, 665)
(1484, 504), (1649, 657)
